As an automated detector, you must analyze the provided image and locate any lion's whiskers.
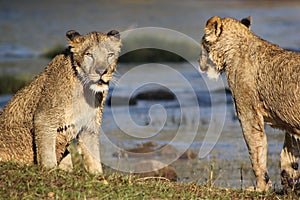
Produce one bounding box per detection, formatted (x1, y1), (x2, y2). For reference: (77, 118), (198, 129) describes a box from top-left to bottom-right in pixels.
(110, 74), (120, 87)
(88, 74), (100, 82)
(113, 70), (121, 78)
(79, 74), (91, 89)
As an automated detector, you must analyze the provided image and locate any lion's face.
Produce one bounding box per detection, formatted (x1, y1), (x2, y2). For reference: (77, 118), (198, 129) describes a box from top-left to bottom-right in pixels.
(66, 30), (121, 93)
(199, 16), (251, 79)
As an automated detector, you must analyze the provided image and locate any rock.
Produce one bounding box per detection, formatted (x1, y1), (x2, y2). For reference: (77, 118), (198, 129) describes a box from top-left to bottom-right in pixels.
(134, 88), (175, 101)
(134, 160), (177, 181)
(179, 149), (197, 160)
(137, 141), (158, 148)
(112, 141), (158, 158)
(118, 48), (186, 63)
(107, 95), (137, 106)
(128, 141), (159, 154)
(127, 146), (155, 154)
(112, 142), (197, 161)
(158, 144), (179, 158)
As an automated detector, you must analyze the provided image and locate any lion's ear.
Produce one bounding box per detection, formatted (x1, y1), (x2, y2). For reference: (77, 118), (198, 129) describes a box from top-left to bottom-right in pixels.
(107, 30), (120, 39)
(66, 30), (82, 45)
(205, 16), (222, 42)
(241, 16), (251, 29)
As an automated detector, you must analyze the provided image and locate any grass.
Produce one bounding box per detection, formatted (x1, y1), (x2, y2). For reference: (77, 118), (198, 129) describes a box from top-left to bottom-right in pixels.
(0, 161), (292, 200)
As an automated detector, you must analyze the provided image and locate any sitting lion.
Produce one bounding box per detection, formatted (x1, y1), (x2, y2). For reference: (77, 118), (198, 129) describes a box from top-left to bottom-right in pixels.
(200, 16), (300, 192)
(0, 30), (121, 174)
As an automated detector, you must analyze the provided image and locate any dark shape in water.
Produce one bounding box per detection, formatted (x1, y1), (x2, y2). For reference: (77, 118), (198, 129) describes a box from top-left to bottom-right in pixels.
(134, 88), (175, 101)
(119, 48), (186, 63)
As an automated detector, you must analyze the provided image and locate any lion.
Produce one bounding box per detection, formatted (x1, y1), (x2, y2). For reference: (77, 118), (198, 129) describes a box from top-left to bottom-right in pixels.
(200, 16), (300, 192)
(0, 30), (121, 174)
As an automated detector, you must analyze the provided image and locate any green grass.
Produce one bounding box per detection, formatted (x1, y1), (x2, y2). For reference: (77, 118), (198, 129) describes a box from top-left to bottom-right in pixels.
(0, 162), (291, 199)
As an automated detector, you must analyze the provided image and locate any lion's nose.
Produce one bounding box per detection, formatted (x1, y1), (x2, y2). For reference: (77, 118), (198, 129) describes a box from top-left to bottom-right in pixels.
(96, 69), (107, 75)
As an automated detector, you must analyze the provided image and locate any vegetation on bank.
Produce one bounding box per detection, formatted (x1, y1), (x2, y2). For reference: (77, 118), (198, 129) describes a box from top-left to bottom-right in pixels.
(0, 73), (33, 94)
(41, 34), (200, 63)
(41, 44), (189, 63)
(0, 161), (293, 199)
(0, 34), (200, 95)
(41, 43), (67, 59)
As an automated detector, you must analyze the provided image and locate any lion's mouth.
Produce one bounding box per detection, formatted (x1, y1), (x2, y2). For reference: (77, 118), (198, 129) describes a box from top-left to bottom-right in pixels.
(90, 79), (110, 93)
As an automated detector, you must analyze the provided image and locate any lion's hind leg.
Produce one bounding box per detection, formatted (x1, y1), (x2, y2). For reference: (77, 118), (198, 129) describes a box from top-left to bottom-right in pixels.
(58, 152), (73, 171)
(280, 132), (300, 193)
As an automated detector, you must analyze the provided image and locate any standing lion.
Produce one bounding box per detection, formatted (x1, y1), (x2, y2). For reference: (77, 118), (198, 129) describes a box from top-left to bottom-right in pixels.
(200, 16), (300, 192)
(0, 30), (121, 174)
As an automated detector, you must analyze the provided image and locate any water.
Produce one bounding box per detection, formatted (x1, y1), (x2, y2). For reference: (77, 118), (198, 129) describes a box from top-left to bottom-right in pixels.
(1, 0), (299, 188)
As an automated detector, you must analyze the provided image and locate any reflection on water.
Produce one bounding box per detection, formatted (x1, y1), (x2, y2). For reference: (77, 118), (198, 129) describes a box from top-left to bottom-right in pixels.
(0, 0), (296, 188)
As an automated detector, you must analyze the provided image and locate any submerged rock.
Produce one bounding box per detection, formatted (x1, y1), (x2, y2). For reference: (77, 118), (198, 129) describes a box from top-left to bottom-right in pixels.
(112, 141), (158, 158)
(137, 141), (158, 148)
(118, 48), (186, 63)
(113, 141), (197, 161)
(134, 159), (178, 181)
(179, 149), (198, 160)
(158, 144), (179, 158)
(134, 88), (175, 101)
(107, 95), (137, 106)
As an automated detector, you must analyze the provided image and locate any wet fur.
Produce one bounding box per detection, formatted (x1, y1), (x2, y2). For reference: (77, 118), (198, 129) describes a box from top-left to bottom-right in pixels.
(200, 16), (300, 192)
(0, 30), (121, 174)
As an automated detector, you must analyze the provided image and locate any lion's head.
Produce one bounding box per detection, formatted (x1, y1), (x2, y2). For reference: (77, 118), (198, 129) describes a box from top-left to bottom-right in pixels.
(199, 16), (251, 79)
(66, 30), (121, 93)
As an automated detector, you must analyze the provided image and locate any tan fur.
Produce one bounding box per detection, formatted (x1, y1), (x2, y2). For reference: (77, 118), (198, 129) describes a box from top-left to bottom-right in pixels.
(0, 30), (121, 174)
(200, 16), (300, 192)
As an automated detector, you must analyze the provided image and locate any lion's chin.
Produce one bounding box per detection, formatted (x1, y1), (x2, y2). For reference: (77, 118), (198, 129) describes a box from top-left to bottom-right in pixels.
(206, 67), (220, 80)
(90, 84), (109, 93)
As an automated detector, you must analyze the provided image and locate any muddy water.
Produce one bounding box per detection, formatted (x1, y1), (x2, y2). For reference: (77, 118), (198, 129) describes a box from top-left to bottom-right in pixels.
(1, 0), (299, 188)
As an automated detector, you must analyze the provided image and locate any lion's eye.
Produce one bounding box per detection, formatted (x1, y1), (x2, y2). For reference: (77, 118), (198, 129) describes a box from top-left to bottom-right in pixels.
(108, 52), (115, 57)
(85, 52), (93, 58)
(107, 52), (115, 64)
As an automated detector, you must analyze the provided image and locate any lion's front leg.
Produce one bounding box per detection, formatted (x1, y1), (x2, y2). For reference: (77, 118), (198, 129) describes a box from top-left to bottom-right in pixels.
(280, 132), (300, 193)
(239, 113), (271, 191)
(34, 115), (58, 168)
(77, 130), (103, 174)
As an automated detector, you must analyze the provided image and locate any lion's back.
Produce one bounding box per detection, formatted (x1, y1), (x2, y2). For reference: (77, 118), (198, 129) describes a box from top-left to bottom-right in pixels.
(257, 50), (300, 131)
(0, 73), (46, 163)
(0, 54), (73, 164)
